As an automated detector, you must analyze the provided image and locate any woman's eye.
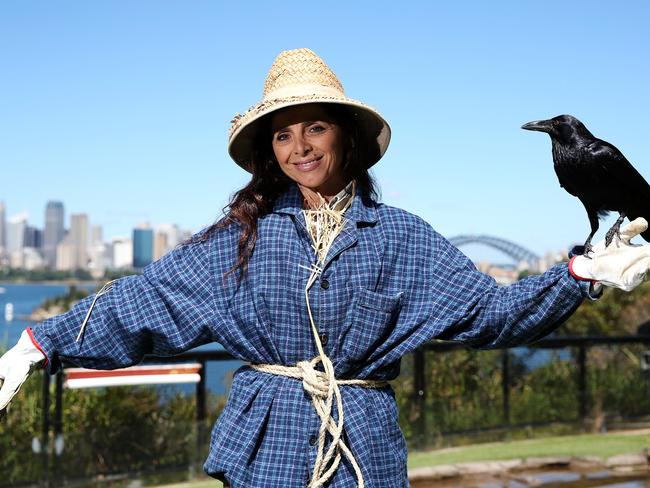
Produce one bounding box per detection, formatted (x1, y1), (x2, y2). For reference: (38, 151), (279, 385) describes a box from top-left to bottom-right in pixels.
(308, 124), (325, 133)
(274, 132), (289, 142)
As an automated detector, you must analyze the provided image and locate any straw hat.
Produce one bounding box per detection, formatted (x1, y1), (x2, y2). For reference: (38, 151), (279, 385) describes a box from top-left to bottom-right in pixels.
(228, 48), (391, 172)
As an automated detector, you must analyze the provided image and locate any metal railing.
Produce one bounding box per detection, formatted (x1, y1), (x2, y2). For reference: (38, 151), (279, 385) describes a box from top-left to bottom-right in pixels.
(19, 335), (650, 487)
(407, 335), (650, 448)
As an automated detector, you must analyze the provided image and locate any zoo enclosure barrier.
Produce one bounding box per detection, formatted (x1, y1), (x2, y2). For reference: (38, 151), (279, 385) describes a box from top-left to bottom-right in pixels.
(23, 335), (650, 487)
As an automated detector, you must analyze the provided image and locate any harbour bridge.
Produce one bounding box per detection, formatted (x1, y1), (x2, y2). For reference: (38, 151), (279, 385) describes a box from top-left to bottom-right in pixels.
(448, 234), (541, 271)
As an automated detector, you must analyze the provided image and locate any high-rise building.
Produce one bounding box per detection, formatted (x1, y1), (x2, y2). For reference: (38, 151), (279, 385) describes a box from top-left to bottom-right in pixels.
(153, 223), (181, 261)
(133, 227), (153, 269)
(157, 223), (181, 246)
(43, 201), (65, 268)
(69, 213), (89, 270)
(0, 201), (6, 252)
(7, 213), (28, 254)
(56, 240), (76, 271)
(13, 247), (44, 270)
(88, 225), (108, 278)
(24, 226), (43, 249)
(112, 237), (133, 269)
(56, 213), (89, 271)
(153, 231), (169, 261)
(91, 225), (103, 245)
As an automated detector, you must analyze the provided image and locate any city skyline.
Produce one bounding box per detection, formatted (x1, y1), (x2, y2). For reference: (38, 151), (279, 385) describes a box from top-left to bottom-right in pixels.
(0, 198), (194, 242)
(2, 2), (649, 262)
(0, 195), (568, 275)
(0, 197), (191, 276)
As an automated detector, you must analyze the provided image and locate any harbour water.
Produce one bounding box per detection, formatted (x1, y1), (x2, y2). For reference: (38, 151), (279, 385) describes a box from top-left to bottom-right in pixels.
(0, 282), (241, 395)
(0, 282), (95, 348)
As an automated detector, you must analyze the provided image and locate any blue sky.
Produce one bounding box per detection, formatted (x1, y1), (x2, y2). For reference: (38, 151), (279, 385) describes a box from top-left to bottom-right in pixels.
(1, 1), (649, 263)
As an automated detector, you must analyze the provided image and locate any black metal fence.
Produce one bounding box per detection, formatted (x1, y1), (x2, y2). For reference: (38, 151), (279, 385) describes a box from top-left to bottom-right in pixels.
(402, 336), (650, 449)
(6, 335), (650, 487)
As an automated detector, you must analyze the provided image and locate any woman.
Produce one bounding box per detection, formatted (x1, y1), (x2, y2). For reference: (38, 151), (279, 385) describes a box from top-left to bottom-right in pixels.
(2, 48), (650, 488)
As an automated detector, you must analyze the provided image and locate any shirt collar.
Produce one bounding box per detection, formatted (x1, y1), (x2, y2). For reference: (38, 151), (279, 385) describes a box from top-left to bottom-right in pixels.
(272, 182), (378, 224)
(328, 181), (355, 212)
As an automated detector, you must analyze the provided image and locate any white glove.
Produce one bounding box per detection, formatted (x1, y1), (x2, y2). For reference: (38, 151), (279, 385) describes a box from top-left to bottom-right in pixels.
(0, 329), (46, 413)
(570, 218), (650, 292)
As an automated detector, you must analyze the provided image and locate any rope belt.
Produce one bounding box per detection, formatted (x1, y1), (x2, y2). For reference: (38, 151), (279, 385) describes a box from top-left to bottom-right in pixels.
(250, 358), (387, 488)
(255, 183), (376, 487)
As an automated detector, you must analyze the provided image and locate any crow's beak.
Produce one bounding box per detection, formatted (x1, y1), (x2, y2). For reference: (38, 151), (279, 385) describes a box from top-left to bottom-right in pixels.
(521, 120), (553, 133)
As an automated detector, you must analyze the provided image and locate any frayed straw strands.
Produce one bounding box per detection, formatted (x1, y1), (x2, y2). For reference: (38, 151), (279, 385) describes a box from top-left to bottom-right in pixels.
(252, 183), (386, 488)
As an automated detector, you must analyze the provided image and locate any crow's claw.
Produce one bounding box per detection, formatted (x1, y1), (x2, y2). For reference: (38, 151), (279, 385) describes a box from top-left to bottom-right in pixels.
(605, 214), (626, 248)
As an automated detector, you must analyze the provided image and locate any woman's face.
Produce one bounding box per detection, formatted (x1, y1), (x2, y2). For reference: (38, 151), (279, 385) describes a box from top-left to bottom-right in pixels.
(271, 104), (346, 199)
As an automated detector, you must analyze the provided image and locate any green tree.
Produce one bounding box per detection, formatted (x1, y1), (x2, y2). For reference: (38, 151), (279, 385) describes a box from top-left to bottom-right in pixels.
(560, 281), (650, 336)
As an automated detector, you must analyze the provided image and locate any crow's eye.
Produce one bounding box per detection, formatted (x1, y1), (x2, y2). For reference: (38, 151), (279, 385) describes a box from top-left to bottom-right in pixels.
(552, 120), (560, 126)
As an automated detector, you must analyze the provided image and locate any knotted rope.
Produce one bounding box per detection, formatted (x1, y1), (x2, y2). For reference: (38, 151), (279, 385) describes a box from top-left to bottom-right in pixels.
(250, 359), (386, 488)
(252, 183), (379, 488)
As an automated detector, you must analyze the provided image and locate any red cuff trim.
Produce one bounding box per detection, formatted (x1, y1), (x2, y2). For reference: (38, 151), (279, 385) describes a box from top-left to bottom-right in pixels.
(26, 328), (48, 367)
(568, 256), (596, 283)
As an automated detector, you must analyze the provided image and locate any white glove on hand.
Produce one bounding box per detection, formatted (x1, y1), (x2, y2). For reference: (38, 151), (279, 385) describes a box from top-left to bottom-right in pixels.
(0, 329), (46, 413)
(570, 217), (650, 292)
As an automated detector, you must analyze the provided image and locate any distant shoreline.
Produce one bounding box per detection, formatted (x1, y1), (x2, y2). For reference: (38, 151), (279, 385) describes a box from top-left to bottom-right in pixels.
(0, 281), (97, 322)
(0, 280), (102, 287)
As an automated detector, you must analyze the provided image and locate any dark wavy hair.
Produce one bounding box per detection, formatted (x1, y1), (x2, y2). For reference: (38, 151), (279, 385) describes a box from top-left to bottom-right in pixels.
(197, 103), (380, 280)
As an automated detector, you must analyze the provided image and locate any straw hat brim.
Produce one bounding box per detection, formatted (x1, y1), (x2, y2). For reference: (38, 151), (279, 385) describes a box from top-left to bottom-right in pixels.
(228, 95), (391, 173)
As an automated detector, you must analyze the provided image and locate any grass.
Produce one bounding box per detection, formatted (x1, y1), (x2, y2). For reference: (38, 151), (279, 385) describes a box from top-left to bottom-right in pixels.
(408, 431), (649, 469)
(159, 431), (649, 487)
(157, 482), (221, 488)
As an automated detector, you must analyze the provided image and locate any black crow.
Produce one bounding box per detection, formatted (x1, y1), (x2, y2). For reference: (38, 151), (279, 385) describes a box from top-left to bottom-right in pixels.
(522, 114), (650, 254)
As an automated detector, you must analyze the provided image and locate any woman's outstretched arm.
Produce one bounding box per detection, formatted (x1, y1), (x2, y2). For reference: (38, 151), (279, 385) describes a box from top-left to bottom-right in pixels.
(30, 230), (226, 374)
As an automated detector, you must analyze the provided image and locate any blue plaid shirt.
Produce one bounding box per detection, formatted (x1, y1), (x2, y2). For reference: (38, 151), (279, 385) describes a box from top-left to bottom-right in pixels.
(31, 184), (593, 487)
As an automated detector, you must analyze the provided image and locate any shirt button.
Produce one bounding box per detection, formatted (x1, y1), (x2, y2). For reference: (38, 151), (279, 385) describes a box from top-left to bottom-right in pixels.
(309, 434), (318, 446)
(320, 279), (330, 290)
(320, 333), (328, 346)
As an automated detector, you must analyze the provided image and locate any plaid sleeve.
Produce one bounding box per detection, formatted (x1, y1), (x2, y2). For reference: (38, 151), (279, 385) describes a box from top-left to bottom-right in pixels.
(30, 231), (224, 373)
(415, 224), (590, 350)
(349, 212), (594, 378)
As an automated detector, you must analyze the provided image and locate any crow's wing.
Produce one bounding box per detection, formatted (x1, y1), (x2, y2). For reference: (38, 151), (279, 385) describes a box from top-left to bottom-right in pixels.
(554, 164), (583, 197)
(587, 138), (650, 198)
(587, 138), (650, 244)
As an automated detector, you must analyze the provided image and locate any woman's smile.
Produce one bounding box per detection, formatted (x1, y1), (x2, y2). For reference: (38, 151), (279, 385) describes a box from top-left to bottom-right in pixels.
(292, 155), (323, 171)
(271, 104), (346, 200)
